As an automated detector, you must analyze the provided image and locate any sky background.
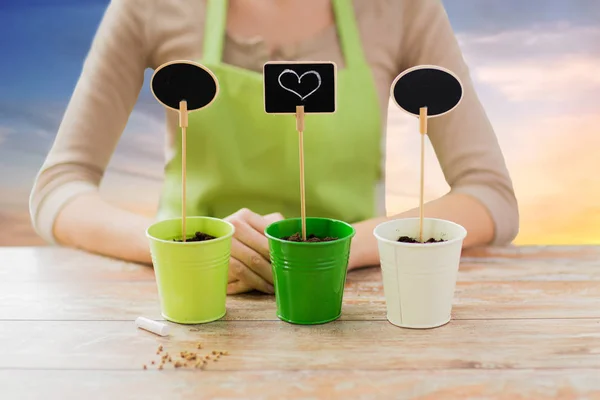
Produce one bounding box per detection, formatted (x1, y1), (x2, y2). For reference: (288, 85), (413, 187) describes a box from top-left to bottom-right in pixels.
(0, 0), (599, 245)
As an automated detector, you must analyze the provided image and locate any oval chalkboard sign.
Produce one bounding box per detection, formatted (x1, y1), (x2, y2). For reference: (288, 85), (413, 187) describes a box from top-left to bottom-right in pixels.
(151, 60), (219, 111)
(390, 65), (463, 118)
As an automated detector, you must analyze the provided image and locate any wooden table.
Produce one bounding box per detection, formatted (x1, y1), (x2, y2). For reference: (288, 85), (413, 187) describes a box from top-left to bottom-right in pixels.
(1, 246), (599, 399)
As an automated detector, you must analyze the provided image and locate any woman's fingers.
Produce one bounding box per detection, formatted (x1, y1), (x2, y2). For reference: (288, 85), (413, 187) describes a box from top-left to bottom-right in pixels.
(224, 208), (284, 294)
(233, 209), (284, 258)
(227, 209), (268, 259)
(227, 279), (254, 295)
(228, 269), (237, 283)
(230, 239), (273, 284)
(263, 212), (285, 224)
(235, 221), (271, 261)
(228, 209), (273, 259)
(229, 257), (274, 294)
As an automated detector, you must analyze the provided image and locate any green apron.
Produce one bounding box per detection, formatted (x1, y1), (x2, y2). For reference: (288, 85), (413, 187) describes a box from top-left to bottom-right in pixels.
(156, 0), (382, 223)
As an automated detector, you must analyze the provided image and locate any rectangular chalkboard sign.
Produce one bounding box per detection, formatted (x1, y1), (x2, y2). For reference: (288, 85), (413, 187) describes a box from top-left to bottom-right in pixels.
(263, 61), (337, 114)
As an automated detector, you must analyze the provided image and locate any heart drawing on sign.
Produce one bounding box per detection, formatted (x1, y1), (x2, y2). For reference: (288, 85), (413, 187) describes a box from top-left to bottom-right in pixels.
(277, 69), (322, 101)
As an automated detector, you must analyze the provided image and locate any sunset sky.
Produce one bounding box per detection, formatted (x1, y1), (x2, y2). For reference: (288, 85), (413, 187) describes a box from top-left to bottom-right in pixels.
(0, 0), (599, 245)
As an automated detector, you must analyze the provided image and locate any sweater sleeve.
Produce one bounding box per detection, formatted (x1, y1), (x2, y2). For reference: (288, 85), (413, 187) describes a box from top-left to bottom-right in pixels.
(396, 0), (520, 245)
(29, 0), (149, 244)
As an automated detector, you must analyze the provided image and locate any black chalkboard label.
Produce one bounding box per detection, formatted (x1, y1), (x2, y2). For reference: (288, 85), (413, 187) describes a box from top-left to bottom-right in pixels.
(151, 60), (219, 111)
(263, 61), (336, 114)
(391, 65), (463, 117)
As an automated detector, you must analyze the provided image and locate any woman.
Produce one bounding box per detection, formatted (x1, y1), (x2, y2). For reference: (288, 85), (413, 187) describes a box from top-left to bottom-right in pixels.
(29, 0), (519, 294)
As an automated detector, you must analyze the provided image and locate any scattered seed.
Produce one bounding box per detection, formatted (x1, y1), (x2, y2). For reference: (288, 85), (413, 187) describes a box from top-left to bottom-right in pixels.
(144, 343), (228, 371)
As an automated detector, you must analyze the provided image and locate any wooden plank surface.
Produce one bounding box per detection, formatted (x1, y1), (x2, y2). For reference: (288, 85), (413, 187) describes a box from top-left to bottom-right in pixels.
(3, 246), (600, 283)
(2, 279), (600, 321)
(0, 245), (599, 399)
(1, 247), (599, 321)
(1, 319), (599, 370)
(1, 370), (599, 400)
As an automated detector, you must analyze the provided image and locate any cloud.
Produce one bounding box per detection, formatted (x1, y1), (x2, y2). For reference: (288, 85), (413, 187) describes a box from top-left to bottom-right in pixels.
(514, 113), (600, 192)
(475, 54), (600, 102)
(458, 24), (600, 57)
(445, 0), (600, 34)
(0, 101), (63, 132)
(0, 147), (43, 199)
(457, 24), (600, 104)
(0, 127), (14, 146)
(384, 21), (600, 244)
(384, 109), (600, 244)
(0, 209), (45, 246)
(0, 91), (165, 177)
(0, 101), (65, 155)
(508, 112), (600, 244)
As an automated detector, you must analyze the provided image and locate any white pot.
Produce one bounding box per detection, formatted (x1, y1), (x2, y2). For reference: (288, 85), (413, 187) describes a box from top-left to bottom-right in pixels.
(373, 218), (467, 329)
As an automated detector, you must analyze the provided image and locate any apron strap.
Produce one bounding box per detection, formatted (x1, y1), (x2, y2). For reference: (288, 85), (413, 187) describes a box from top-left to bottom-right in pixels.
(202, 0), (367, 68)
(203, 0), (228, 65)
(332, 0), (368, 68)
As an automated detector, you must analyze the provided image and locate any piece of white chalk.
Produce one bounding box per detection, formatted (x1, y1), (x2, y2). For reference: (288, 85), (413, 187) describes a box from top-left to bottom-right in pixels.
(135, 317), (170, 336)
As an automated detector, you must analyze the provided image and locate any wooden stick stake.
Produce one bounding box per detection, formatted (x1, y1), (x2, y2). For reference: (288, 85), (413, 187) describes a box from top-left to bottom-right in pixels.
(296, 105), (307, 241)
(179, 100), (188, 242)
(418, 107), (427, 243)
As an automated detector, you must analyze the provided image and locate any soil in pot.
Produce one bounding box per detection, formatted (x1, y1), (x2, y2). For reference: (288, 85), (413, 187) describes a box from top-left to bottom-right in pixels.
(282, 233), (339, 242)
(173, 231), (216, 242)
(397, 236), (447, 243)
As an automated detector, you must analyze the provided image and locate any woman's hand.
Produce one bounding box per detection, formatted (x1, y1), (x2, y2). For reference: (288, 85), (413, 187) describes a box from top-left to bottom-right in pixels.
(224, 208), (284, 295)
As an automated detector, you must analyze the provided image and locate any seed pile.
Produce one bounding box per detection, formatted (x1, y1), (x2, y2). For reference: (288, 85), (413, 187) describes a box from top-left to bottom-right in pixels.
(142, 343), (229, 370)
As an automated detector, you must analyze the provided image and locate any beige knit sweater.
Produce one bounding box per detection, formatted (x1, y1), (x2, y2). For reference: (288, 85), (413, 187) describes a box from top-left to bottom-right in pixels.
(29, 0), (519, 245)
